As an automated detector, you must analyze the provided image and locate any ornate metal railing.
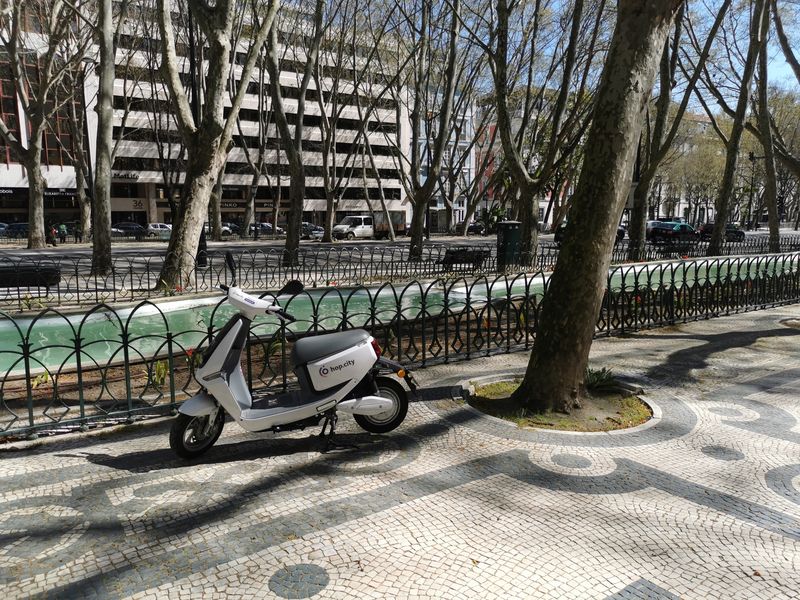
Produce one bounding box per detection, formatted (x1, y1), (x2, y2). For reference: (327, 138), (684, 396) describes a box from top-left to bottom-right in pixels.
(1, 252), (798, 439)
(3, 236), (800, 311)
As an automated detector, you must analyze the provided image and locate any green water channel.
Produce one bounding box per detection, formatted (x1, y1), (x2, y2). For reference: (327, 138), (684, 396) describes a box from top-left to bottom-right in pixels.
(0, 256), (792, 375)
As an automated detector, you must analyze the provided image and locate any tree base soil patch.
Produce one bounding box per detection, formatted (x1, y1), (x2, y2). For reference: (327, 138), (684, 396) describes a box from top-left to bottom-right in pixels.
(468, 380), (651, 432)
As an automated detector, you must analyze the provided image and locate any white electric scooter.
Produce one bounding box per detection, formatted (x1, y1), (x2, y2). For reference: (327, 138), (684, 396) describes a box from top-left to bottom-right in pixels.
(169, 252), (416, 458)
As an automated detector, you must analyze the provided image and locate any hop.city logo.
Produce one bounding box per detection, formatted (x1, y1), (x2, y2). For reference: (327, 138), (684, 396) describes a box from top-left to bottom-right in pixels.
(318, 360), (355, 377)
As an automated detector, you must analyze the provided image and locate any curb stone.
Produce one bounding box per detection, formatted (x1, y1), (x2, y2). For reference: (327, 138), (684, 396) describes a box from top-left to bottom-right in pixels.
(455, 372), (662, 437)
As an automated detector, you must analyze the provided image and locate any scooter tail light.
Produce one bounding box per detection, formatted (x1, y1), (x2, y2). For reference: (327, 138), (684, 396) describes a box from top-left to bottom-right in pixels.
(370, 338), (382, 358)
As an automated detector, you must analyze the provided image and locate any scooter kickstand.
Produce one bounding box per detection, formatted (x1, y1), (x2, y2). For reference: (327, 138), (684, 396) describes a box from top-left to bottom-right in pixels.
(319, 410), (357, 453)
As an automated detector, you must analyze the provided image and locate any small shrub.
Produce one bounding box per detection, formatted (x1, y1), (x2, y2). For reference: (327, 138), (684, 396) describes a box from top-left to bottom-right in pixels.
(585, 367), (616, 392)
(152, 359), (169, 387)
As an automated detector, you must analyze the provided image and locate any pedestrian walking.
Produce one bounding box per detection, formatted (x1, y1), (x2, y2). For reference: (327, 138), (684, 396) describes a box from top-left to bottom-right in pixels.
(58, 223), (67, 244)
(46, 224), (57, 247)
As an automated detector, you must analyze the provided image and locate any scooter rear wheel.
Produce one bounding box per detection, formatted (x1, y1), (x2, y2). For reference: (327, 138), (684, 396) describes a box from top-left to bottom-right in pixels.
(354, 376), (408, 434)
(170, 411), (225, 459)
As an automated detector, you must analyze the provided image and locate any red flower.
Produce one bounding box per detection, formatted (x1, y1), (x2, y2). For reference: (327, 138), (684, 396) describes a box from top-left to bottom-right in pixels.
(186, 348), (194, 357)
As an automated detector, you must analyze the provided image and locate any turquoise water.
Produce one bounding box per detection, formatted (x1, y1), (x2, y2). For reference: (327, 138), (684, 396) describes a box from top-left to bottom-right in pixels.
(0, 284), (465, 375)
(1, 256), (794, 375)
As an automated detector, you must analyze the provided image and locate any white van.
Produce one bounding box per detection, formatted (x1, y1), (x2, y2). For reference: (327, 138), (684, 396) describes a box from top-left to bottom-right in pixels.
(333, 215), (374, 240)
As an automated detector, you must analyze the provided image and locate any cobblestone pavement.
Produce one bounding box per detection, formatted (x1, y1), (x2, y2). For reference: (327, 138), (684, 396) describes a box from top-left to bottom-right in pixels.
(3, 306), (800, 599)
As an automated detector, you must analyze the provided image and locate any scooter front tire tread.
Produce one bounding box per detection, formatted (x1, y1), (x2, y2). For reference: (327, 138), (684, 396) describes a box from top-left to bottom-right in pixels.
(170, 412), (225, 459)
(354, 377), (408, 434)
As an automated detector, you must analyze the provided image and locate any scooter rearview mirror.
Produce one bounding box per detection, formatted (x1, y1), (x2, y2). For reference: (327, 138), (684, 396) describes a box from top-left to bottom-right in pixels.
(278, 280), (304, 297)
(225, 251), (237, 285)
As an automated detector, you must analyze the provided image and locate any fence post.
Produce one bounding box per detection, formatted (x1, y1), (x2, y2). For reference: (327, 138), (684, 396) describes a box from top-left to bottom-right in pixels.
(120, 329), (134, 423)
(74, 335), (87, 430)
(166, 331), (177, 410)
(21, 340), (36, 438)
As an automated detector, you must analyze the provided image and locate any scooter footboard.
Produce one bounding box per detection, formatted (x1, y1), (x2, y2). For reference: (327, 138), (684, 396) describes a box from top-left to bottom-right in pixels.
(179, 392), (217, 416)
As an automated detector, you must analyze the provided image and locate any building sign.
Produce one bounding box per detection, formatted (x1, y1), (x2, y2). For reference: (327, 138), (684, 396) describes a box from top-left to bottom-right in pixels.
(112, 172), (140, 180)
(261, 201), (274, 209)
(221, 202), (242, 209)
(44, 188), (77, 199)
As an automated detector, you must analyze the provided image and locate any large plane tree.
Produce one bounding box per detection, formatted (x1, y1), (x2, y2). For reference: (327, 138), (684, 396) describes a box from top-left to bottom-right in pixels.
(511, 0), (686, 413)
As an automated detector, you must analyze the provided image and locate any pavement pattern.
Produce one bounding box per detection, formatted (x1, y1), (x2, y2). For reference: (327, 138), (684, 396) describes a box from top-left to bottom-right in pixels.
(2, 306), (800, 599)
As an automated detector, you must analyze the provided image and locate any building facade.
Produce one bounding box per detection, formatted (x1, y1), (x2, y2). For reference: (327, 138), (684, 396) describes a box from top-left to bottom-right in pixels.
(0, 10), (410, 231)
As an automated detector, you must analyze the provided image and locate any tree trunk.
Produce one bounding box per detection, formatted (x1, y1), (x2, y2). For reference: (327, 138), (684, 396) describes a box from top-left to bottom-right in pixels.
(75, 165), (92, 243)
(708, 0), (766, 256)
(26, 157), (46, 249)
(242, 176), (256, 240)
(210, 168), (223, 241)
(323, 193), (336, 243)
(517, 181), (538, 265)
(756, 5), (779, 253)
(158, 153), (221, 289)
(511, 0), (684, 414)
(322, 198), (336, 242)
(282, 168), (304, 267)
(628, 175), (652, 260)
(91, 0), (115, 275)
(408, 200), (426, 261)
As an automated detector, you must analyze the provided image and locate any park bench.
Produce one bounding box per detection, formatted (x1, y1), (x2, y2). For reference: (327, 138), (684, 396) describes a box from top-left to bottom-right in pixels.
(0, 265), (61, 288)
(439, 248), (491, 271)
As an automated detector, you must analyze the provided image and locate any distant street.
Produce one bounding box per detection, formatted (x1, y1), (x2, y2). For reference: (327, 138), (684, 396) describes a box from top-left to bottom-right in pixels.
(0, 227), (789, 261)
(0, 235), (499, 260)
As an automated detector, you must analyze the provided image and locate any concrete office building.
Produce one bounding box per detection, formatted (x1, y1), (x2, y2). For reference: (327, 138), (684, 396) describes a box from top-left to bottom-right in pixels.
(0, 8), (410, 230)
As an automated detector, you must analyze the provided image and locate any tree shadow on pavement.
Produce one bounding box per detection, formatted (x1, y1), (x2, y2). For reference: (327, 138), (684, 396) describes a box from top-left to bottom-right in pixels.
(634, 326), (800, 383)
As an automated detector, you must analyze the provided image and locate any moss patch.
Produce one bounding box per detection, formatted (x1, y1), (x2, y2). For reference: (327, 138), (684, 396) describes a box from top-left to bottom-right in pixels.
(469, 379), (651, 432)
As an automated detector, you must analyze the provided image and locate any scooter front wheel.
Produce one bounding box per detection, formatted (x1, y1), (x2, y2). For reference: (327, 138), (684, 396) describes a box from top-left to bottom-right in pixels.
(354, 376), (408, 434)
(170, 411), (225, 459)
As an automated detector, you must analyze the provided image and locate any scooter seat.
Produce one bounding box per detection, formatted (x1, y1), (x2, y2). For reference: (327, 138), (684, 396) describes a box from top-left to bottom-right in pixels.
(291, 329), (370, 367)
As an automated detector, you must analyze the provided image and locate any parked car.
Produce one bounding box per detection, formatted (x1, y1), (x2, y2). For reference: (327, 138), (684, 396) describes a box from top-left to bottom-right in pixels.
(113, 222), (147, 238)
(147, 223), (172, 239)
(203, 222), (233, 235)
(333, 215), (374, 240)
(301, 222), (324, 240)
(0, 222), (7, 234)
(222, 222), (240, 236)
(248, 222), (284, 236)
(698, 222), (745, 242)
(6, 223), (28, 239)
(457, 221), (486, 235)
(647, 221), (699, 243)
(554, 221), (625, 245)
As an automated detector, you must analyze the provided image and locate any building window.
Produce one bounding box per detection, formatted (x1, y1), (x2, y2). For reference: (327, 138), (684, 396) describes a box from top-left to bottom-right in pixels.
(111, 183), (140, 198)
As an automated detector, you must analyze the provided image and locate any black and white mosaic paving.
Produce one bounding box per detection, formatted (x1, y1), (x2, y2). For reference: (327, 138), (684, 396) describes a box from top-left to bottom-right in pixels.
(2, 308), (800, 599)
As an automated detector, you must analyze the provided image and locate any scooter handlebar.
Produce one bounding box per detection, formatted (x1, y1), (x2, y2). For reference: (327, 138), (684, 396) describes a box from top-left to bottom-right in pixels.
(269, 306), (296, 322)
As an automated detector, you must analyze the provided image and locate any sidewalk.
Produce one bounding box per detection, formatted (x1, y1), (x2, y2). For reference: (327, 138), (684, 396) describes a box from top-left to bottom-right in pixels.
(2, 305), (800, 598)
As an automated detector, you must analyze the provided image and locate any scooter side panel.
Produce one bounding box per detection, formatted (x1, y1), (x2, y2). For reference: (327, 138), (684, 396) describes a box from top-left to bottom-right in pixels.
(307, 341), (377, 392)
(179, 392), (217, 416)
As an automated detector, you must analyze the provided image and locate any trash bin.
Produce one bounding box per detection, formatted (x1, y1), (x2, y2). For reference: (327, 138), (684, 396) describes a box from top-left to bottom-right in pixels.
(497, 220), (521, 271)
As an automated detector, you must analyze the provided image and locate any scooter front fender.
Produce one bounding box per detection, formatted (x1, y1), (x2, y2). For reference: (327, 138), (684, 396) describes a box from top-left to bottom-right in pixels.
(178, 391), (218, 417)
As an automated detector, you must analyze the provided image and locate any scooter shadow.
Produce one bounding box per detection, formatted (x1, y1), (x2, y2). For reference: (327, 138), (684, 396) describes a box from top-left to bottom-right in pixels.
(61, 432), (401, 474)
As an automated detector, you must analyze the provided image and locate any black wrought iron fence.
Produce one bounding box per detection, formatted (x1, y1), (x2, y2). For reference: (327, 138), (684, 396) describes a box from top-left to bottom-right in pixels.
(4, 236), (800, 311)
(1, 252), (799, 439)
